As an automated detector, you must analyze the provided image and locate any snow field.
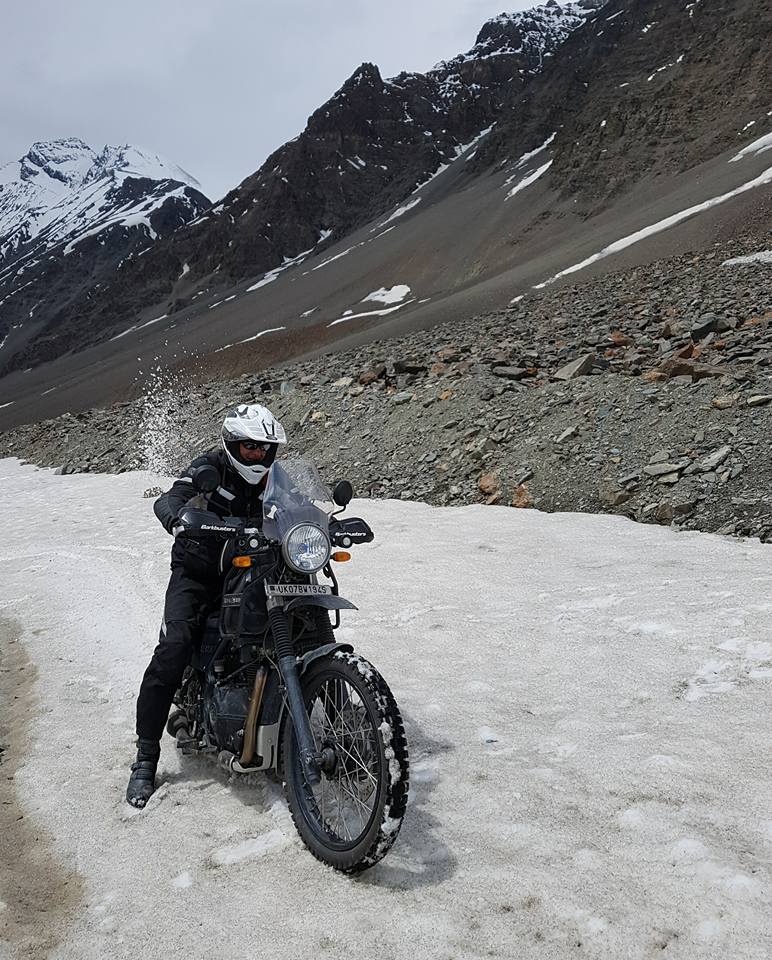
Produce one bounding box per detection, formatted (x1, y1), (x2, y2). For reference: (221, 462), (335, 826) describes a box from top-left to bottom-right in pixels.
(0, 459), (770, 959)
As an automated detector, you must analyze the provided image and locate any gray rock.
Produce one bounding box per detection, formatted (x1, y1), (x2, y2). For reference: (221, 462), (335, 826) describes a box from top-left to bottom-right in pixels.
(697, 445), (732, 472)
(492, 366), (528, 380)
(643, 460), (689, 477)
(554, 355), (595, 381)
(555, 426), (579, 443)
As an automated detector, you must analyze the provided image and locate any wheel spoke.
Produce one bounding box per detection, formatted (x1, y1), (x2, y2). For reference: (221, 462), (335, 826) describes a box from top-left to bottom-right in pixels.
(301, 675), (380, 843)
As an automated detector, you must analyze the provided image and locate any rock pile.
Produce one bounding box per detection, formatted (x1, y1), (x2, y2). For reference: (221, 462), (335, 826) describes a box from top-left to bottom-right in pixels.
(2, 236), (771, 541)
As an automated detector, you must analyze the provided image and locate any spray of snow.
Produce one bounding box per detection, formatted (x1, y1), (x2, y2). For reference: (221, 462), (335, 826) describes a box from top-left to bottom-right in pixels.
(134, 365), (187, 473)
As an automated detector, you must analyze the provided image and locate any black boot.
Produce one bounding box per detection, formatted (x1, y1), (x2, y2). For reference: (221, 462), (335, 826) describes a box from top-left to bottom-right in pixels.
(126, 738), (161, 808)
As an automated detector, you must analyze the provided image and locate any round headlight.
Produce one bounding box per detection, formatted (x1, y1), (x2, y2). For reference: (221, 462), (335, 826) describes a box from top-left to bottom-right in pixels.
(283, 523), (331, 574)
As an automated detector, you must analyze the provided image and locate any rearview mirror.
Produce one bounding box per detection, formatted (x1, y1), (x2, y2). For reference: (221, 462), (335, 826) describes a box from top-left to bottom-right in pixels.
(191, 463), (220, 493)
(332, 480), (353, 507)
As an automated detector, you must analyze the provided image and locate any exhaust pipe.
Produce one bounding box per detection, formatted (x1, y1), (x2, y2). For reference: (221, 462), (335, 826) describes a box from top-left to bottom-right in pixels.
(240, 666), (268, 766)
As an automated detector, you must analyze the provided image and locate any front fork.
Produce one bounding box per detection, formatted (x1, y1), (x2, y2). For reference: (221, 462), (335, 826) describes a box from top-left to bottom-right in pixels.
(267, 600), (321, 785)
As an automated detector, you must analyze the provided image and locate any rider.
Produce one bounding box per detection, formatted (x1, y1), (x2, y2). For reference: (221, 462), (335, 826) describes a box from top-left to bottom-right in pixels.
(126, 402), (286, 808)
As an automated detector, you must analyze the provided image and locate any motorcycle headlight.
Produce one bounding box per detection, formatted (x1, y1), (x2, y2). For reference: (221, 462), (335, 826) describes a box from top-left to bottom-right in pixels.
(282, 523), (331, 574)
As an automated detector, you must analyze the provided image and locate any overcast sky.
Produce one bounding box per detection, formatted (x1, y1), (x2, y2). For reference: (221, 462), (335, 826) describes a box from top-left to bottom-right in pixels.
(1, 0), (536, 201)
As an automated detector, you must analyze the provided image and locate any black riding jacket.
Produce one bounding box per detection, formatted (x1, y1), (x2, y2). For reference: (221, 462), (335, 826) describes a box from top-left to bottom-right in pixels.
(154, 448), (265, 580)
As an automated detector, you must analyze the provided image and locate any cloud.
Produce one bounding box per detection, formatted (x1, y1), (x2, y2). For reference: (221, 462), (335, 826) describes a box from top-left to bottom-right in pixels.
(1, 0), (534, 200)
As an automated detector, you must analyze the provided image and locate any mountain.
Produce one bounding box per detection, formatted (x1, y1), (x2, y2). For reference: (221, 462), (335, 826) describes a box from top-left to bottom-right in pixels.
(0, 0), (770, 427)
(0, 2), (602, 375)
(0, 138), (210, 368)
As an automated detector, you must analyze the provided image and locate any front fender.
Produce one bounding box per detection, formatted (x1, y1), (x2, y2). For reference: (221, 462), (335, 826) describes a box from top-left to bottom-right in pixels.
(299, 642), (354, 674)
(284, 595), (358, 613)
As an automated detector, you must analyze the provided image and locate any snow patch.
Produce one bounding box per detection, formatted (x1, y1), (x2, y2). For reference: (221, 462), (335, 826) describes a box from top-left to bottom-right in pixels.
(729, 132), (772, 162)
(328, 299), (416, 327)
(722, 250), (772, 266)
(505, 160), (553, 200)
(362, 285), (411, 305)
(534, 164), (772, 287)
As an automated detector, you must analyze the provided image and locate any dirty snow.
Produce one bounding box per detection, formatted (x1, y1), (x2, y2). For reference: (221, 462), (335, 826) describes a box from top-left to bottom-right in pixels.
(1, 459), (770, 960)
(722, 250), (772, 266)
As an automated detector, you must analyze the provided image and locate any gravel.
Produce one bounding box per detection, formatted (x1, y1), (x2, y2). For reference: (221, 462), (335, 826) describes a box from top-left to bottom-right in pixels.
(2, 233), (771, 542)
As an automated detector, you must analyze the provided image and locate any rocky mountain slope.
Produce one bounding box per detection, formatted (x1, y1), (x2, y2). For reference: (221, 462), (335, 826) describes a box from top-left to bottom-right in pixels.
(473, 0), (771, 208)
(0, 3), (605, 373)
(0, 0), (769, 429)
(0, 138), (210, 371)
(3, 231), (769, 542)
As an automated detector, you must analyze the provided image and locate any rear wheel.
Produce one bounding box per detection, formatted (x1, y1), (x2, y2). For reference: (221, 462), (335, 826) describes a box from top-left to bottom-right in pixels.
(282, 651), (409, 873)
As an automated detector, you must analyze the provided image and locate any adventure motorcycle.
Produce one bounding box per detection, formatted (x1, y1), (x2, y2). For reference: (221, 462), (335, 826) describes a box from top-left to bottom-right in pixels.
(169, 458), (409, 872)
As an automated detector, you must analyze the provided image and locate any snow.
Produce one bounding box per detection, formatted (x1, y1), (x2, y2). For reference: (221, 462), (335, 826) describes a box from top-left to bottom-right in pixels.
(722, 250), (772, 266)
(377, 197), (422, 227)
(311, 245), (357, 271)
(505, 160), (553, 200)
(246, 268), (283, 291)
(362, 285), (411, 305)
(729, 131), (772, 162)
(512, 133), (556, 171)
(108, 314), (168, 343)
(1, 458), (770, 957)
(237, 326), (287, 344)
(407, 125), (496, 200)
(327, 299), (416, 327)
(0, 139), (203, 272)
(216, 326), (288, 350)
(534, 163), (772, 287)
(245, 245), (314, 291)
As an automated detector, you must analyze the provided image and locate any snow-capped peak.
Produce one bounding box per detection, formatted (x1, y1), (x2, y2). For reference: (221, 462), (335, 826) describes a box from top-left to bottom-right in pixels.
(84, 144), (202, 191)
(0, 137), (206, 267)
(435, 1), (603, 73)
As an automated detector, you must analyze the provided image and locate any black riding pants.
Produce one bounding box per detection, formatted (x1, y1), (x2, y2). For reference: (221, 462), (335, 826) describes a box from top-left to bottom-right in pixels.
(135, 563), (220, 741)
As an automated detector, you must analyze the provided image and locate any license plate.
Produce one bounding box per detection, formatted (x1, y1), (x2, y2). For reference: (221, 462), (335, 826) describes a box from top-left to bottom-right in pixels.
(265, 584), (332, 598)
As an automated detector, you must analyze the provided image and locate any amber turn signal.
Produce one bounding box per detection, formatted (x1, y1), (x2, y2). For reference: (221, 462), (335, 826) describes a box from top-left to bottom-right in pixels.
(232, 556), (252, 568)
(331, 551), (351, 562)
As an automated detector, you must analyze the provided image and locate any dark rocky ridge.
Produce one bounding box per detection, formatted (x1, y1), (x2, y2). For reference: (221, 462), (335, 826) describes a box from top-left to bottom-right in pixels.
(2, 232), (770, 542)
(472, 0), (772, 210)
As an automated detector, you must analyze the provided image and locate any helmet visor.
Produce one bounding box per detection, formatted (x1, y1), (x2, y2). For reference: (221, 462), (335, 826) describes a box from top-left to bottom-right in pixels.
(225, 439), (278, 468)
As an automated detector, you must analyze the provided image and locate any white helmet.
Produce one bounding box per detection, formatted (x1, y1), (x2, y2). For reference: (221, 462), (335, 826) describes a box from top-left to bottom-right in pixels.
(221, 403), (286, 485)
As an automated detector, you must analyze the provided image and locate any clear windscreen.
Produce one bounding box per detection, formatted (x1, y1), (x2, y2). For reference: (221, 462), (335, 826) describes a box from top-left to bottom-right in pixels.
(262, 459), (334, 541)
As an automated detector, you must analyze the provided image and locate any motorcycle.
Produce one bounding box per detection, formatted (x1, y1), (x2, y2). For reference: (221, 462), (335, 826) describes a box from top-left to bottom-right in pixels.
(168, 457), (409, 873)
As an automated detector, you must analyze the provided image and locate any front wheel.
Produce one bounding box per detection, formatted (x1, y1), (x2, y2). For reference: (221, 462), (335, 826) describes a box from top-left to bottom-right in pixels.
(282, 651), (409, 873)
